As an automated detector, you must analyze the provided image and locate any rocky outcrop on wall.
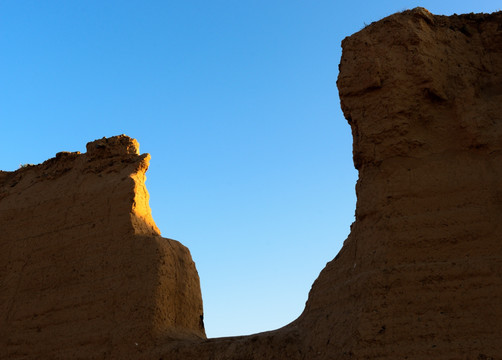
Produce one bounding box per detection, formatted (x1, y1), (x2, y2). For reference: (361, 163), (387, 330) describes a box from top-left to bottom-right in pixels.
(0, 135), (205, 359)
(2, 7), (502, 360)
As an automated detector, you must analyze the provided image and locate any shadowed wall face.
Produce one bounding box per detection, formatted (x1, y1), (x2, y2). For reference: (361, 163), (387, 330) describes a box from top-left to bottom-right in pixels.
(0, 135), (205, 359)
(315, 8), (502, 357)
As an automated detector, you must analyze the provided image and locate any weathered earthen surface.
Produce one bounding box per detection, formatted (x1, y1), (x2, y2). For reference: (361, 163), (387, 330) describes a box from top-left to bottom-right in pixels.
(0, 135), (205, 359)
(2, 7), (502, 360)
(153, 8), (502, 359)
(294, 8), (502, 359)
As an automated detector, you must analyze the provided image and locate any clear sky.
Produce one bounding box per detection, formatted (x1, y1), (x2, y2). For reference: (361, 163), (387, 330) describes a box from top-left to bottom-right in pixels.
(1, 0), (500, 338)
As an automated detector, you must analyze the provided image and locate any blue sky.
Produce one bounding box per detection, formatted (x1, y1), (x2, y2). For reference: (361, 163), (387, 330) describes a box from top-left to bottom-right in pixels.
(1, 1), (500, 338)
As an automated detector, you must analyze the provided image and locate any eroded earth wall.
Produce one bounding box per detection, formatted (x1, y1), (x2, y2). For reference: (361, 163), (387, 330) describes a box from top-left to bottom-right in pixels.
(300, 7), (502, 359)
(155, 8), (502, 360)
(0, 136), (205, 359)
(1, 7), (502, 360)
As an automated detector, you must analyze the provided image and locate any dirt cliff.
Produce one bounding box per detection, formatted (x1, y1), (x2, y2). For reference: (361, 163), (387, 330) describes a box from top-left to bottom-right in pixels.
(298, 7), (502, 359)
(2, 7), (502, 360)
(0, 135), (205, 359)
(153, 8), (502, 359)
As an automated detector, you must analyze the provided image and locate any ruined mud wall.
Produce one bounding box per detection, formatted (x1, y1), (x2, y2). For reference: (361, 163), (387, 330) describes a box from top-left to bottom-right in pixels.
(154, 8), (502, 359)
(0, 136), (205, 359)
(299, 7), (502, 358)
(1, 8), (502, 360)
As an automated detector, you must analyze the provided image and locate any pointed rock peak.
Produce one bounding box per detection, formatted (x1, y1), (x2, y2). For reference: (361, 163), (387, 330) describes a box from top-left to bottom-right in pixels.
(86, 134), (140, 158)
